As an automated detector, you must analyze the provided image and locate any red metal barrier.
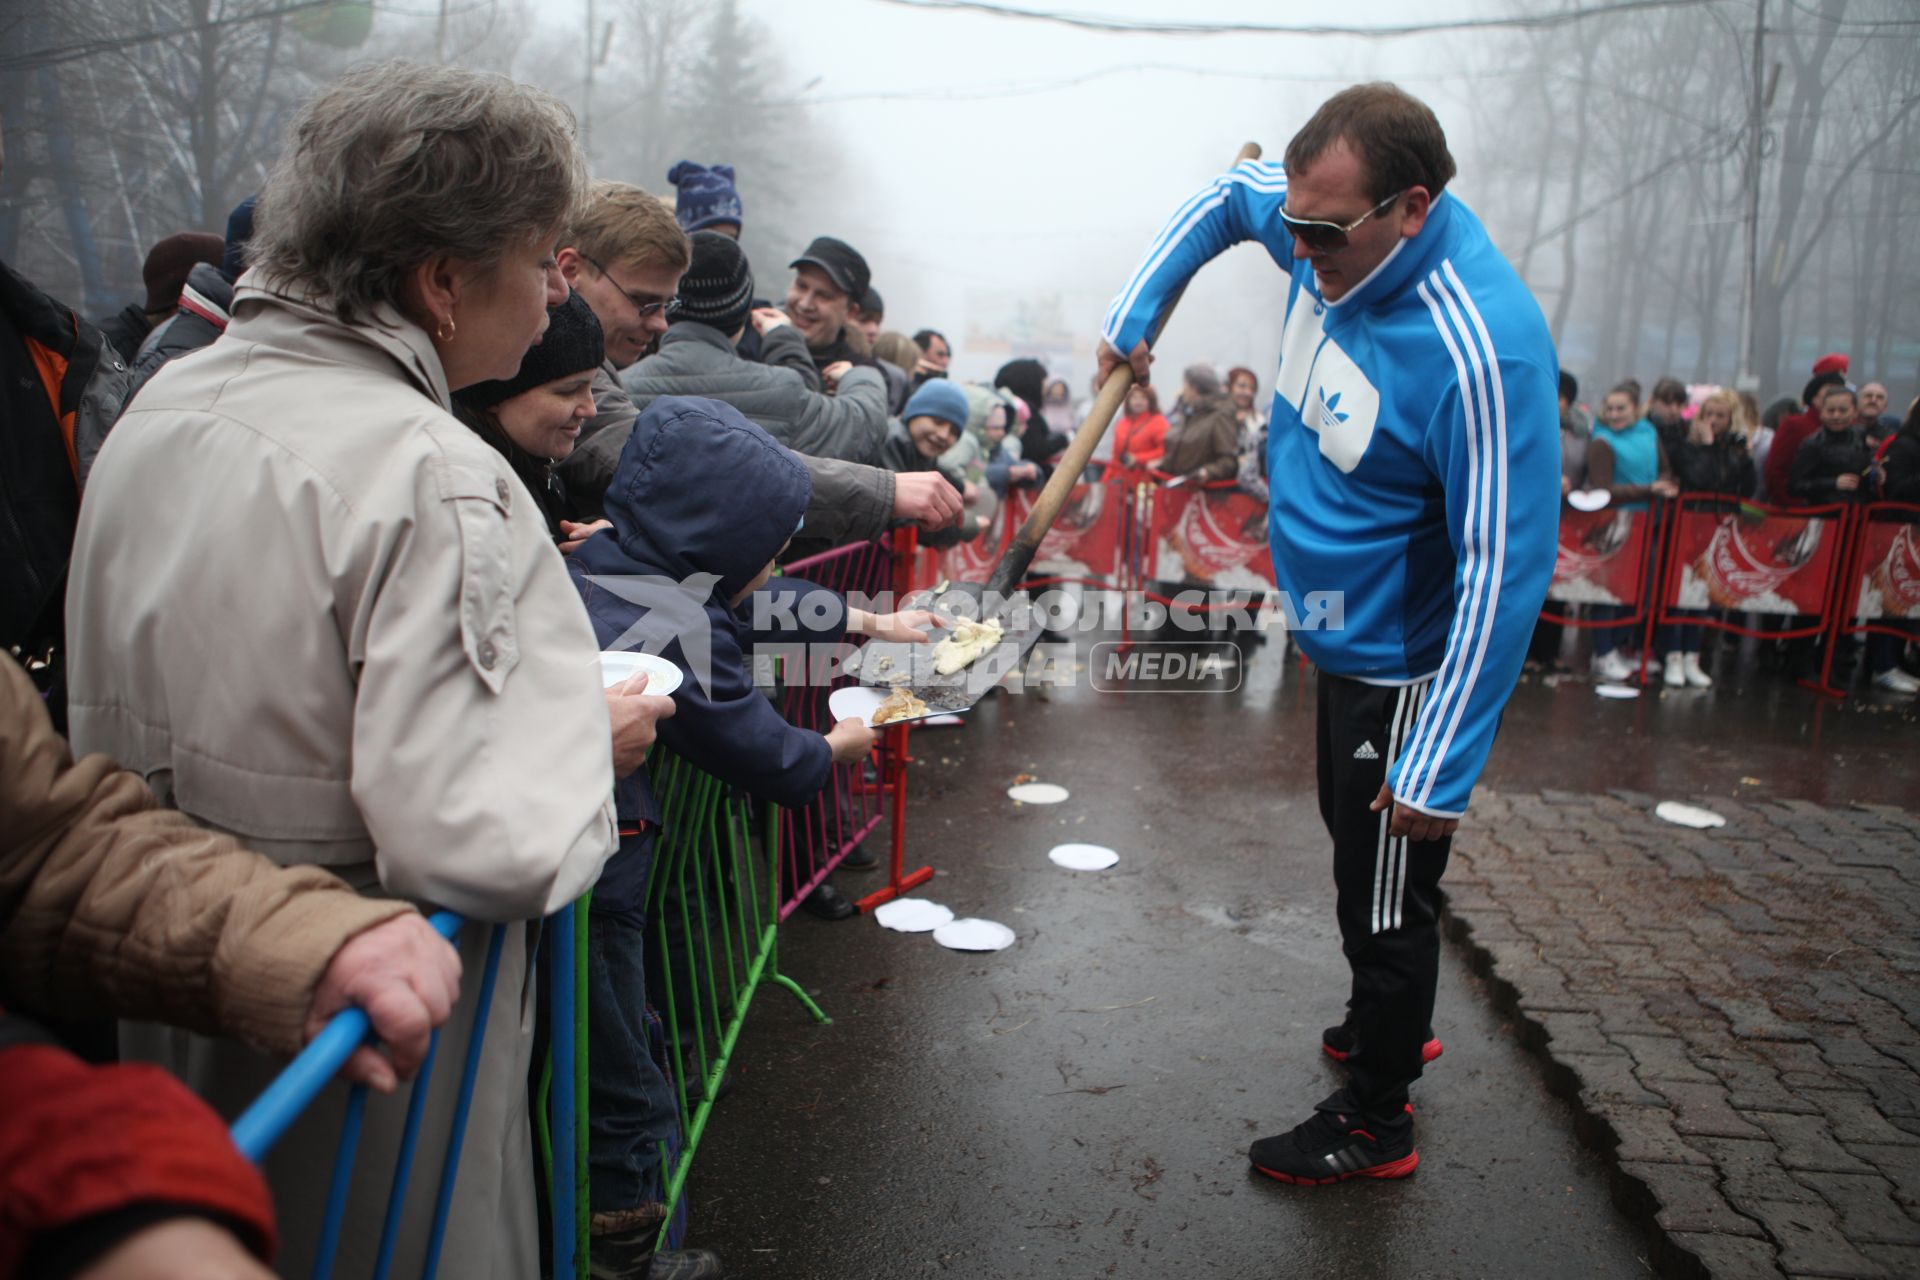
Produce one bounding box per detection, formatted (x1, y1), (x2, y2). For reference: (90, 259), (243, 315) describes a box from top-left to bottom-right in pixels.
(1644, 495), (1857, 696)
(1137, 475), (1277, 611)
(857, 528), (937, 914)
(1819, 500), (1920, 697)
(774, 536), (901, 920)
(1540, 505), (1657, 631)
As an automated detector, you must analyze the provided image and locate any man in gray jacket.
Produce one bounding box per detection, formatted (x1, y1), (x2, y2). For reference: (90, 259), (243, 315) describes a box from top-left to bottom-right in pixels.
(621, 233), (888, 466)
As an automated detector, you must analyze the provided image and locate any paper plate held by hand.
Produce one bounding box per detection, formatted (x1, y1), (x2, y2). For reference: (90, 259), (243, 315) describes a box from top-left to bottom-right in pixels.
(932, 918), (1015, 951)
(1567, 488), (1612, 513)
(872, 898), (954, 932)
(1048, 843), (1118, 871)
(1655, 801), (1726, 829)
(829, 684), (955, 729)
(1008, 782), (1069, 804)
(599, 651), (683, 696)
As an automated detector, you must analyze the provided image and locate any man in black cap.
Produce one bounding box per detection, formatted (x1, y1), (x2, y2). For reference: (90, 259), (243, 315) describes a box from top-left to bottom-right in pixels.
(619, 232), (888, 468)
(783, 235), (878, 374)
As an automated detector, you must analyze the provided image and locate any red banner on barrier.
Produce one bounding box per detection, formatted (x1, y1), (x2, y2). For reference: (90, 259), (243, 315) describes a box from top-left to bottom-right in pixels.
(1851, 516), (1920, 622)
(1147, 484), (1277, 589)
(1548, 508), (1649, 607)
(1668, 506), (1843, 615)
(1008, 474), (1124, 583)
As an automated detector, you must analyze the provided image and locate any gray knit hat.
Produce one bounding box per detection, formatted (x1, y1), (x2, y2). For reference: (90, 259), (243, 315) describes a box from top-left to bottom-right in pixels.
(672, 230), (754, 335)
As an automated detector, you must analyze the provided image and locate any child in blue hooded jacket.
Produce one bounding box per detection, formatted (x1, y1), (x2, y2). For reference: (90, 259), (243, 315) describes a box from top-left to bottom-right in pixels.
(565, 396), (937, 1269)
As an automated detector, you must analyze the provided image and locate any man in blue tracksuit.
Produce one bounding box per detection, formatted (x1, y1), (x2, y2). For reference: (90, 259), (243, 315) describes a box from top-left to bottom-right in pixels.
(1099, 84), (1559, 1184)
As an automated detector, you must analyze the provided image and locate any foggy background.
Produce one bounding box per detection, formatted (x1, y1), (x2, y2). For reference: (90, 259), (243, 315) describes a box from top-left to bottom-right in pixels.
(3, 0), (1915, 408)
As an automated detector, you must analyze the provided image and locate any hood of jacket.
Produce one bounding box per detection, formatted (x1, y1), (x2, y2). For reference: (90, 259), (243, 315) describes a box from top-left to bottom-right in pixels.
(602, 395), (811, 601)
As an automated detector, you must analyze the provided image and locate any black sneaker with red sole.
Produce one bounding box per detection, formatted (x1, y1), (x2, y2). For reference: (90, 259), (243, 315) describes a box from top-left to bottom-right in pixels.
(1321, 1021), (1443, 1065)
(1248, 1090), (1420, 1186)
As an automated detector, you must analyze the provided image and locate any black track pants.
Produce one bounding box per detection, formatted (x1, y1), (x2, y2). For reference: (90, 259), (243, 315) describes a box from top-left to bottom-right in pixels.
(1315, 671), (1452, 1118)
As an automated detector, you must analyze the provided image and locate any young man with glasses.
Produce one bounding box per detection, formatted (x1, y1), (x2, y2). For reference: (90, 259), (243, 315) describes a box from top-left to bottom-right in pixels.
(1096, 82), (1560, 1185)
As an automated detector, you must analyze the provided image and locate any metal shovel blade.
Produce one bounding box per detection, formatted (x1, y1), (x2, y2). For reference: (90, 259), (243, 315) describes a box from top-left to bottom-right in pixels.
(846, 580), (1047, 714)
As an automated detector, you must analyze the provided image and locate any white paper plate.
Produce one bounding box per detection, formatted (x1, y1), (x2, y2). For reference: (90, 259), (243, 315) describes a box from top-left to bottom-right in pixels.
(828, 684), (955, 728)
(1655, 801), (1727, 829)
(932, 918), (1016, 951)
(1048, 843), (1119, 871)
(598, 651), (683, 696)
(1594, 682), (1640, 699)
(1567, 488), (1612, 513)
(872, 897), (954, 932)
(1008, 782), (1070, 804)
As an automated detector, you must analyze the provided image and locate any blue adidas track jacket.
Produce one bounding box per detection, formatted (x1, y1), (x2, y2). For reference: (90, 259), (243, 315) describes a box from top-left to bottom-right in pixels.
(1103, 159), (1559, 817)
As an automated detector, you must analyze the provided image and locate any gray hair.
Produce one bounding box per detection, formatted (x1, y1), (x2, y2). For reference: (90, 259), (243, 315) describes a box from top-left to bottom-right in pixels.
(250, 61), (588, 325)
(1184, 362), (1222, 397)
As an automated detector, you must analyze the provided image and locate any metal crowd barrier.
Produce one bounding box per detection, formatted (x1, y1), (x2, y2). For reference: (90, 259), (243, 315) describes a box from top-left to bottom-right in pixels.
(230, 910), (537, 1280)
(642, 746), (829, 1251)
(773, 536), (903, 920)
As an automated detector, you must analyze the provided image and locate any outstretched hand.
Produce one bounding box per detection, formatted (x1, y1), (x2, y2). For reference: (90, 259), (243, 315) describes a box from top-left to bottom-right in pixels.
(863, 608), (948, 644)
(1370, 784), (1459, 844)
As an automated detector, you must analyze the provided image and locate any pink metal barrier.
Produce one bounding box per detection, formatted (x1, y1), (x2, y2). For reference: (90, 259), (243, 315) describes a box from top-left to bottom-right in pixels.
(774, 535), (901, 920)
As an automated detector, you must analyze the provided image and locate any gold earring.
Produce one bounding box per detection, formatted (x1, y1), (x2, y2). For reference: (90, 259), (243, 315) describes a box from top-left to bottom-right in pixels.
(436, 316), (456, 342)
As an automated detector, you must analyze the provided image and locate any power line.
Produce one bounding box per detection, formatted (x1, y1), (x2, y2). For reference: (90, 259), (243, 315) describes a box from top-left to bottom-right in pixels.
(869, 0), (1724, 38)
(778, 61), (1536, 106)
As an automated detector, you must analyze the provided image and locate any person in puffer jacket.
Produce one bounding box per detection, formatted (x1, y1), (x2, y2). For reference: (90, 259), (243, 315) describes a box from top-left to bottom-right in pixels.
(565, 396), (940, 1274)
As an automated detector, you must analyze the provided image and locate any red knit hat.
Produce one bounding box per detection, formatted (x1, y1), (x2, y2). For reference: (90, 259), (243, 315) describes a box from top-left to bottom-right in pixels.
(1811, 352), (1849, 377)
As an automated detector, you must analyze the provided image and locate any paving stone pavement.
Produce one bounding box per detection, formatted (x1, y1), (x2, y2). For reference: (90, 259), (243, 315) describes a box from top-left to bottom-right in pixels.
(1441, 789), (1920, 1280)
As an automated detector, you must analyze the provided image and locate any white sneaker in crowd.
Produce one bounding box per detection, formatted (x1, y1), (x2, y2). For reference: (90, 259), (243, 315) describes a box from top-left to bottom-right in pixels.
(1873, 667), (1920, 694)
(1592, 650), (1634, 683)
(1683, 652), (1714, 689)
(1664, 651), (1687, 688)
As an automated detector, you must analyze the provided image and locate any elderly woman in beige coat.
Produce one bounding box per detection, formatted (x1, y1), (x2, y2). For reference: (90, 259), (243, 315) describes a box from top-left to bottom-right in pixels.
(64, 63), (666, 1279)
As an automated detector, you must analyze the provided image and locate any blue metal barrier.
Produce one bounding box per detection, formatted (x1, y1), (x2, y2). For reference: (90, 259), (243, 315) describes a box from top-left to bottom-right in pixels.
(228, 907), (579, 1280)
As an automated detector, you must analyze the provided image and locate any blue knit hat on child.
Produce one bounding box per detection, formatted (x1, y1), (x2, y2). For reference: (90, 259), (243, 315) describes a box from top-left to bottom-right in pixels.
(903, 379), (971, 433)
(667, 161), (744, 233)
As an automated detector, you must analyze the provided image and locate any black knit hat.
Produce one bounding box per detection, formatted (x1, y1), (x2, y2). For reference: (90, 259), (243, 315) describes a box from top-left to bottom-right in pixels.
(673, 231), (755, 335)
(457, 291), (604, 410)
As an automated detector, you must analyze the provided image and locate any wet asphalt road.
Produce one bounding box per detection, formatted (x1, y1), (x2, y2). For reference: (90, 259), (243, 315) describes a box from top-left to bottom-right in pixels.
(686, 632), (1915, 1277)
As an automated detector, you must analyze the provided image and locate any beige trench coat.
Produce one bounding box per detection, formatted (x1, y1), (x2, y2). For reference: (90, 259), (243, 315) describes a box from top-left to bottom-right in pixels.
(65, 278), (618, 1279)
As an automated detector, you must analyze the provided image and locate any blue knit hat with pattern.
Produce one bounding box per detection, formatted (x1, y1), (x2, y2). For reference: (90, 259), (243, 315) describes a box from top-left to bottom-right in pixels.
(667, 161), (743, 233)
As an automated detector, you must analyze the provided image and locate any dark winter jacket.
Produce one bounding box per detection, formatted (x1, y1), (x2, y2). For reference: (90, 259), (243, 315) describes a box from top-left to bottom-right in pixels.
(1160, 391), (1241, 483)
(805, 327), (878, 373)
(125, 263), (233, 399)
(1670, 434), (1756, 500)
(1789, 425), (1874, 506)
(560, 362), (896, 547)
(619, 321), (887, 465)
(1880, 426), (1920, 505)
(1, 260), (134, 724)
(566, 398), (834, 910)
(94, 303), (151, 365)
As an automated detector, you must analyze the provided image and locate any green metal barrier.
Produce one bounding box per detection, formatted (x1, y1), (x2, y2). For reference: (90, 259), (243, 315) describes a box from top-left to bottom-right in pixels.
(646, 747), (830, 1247)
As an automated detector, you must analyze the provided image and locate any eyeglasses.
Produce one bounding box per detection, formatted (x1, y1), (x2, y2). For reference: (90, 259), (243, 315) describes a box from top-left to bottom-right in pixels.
(1278, 190), (1406, 254)
(579, 252), (677, 319)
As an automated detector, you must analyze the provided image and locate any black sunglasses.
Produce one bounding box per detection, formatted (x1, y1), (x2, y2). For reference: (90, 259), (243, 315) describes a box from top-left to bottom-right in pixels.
(580, 251), (677, 318)
(1279, 190), (1406, 253)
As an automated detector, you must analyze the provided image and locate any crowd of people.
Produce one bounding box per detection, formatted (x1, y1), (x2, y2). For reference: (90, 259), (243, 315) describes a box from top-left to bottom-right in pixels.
(1540, 358), (1919, 694)
(2, 59), (1916, 1280)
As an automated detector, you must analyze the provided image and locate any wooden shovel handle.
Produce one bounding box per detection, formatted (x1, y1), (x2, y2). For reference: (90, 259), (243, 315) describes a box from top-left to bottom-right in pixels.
(984, 141), (1264, 597)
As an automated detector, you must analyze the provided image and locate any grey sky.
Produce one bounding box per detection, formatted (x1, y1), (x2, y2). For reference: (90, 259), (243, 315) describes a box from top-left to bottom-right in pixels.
(735, 0), (1493, 388)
